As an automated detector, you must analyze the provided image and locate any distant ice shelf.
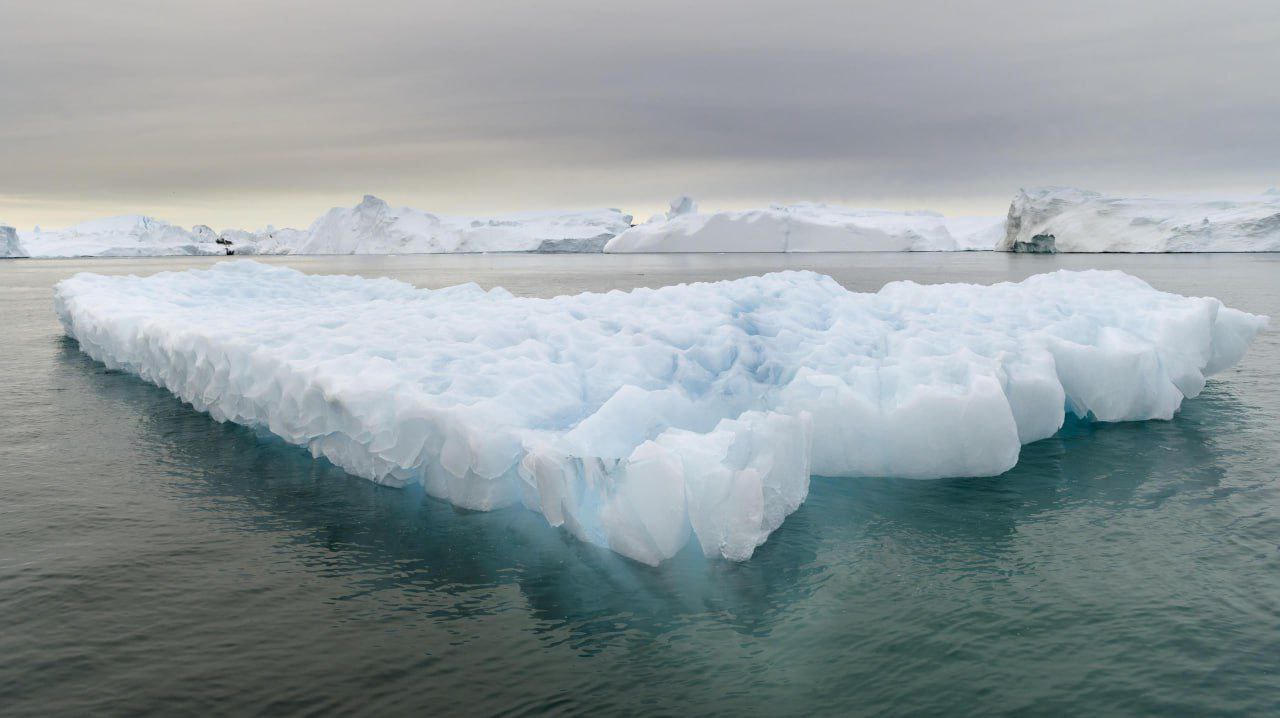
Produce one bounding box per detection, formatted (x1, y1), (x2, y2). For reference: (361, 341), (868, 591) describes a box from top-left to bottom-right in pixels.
(604, 196), (1004, 253)
(7, 196), (634, 258)
(54, 261), (1266, 564)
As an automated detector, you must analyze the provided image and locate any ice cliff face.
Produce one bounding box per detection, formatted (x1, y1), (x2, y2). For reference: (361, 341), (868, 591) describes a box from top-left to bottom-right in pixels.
(1000, 187), (1280, 252)
(604, 198), (1003, 252)
(55, 262), (1266, 564)
(1, 226), (26, 257)
(293, 195), (633, 255)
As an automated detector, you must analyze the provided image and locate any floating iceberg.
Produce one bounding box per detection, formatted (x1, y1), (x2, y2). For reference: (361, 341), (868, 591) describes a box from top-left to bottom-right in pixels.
(1, 225), (25, 258)
(215, 226), (309, 256)
(604, 197), (1003, 252)
(55, 262), (1265, 564)
(1000, 187), (1280, 253)
(255, 195), (634, 255)
(18, 215), (227, 258)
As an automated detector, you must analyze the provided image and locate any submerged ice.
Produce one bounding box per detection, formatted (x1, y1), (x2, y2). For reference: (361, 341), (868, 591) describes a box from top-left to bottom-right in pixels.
(55, 262), (1266, 564)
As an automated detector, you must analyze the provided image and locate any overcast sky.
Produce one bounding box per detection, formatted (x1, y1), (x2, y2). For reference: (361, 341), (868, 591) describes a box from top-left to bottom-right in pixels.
(1, 0), (1277, 229)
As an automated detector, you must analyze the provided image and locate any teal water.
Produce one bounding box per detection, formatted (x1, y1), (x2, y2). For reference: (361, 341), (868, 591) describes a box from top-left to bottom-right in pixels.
(2, 253), (1278, 716)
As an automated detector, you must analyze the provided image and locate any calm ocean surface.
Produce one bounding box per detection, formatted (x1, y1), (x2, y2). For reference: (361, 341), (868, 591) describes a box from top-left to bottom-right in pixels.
(2, 253), (1277, 716)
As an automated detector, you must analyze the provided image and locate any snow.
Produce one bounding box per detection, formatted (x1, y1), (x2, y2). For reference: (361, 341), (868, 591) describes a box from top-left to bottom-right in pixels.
(54, 261), (1266, 564)
(604, 198), (1003, 252)
(1, 226), (25, 258)
(1000, 187), (1280, 252)
(18, 215), (226, 258)
(287, 195), (633, 255)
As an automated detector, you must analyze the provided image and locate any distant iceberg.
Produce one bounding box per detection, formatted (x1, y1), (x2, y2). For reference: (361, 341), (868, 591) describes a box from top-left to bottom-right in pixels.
(55, 262), (1266, 564)
(7, 196), (634, 258)
(18, 215), (226, 258)
(603, 196), (1003, 252)
(1001, 187), (1280, 253)
(287, 195), (633, 255)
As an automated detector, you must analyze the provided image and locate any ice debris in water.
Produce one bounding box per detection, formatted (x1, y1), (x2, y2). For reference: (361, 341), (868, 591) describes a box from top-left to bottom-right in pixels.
(55, 262), (1266, 564)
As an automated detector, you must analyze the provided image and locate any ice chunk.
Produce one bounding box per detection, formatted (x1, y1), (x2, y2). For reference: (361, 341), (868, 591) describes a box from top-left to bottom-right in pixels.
(604, 198), (1003, 252)
(1001, 187), (1280, 252)
(54, 262), (1266, 564)
(1, 225), (26, 258)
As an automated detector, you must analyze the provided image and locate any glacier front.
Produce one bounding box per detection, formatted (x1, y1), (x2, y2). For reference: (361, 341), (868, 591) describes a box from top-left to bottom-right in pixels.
(55, 262), (1266, 564)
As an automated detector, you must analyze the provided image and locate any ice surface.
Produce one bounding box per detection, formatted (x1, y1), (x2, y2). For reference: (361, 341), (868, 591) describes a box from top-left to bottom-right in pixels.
(604, 198), (1003, 252)
(1001, 187), (1280, 252)
(1, 225), (25, 258)
(19, 215), (226, 258)
(55, 262), (1265, 564)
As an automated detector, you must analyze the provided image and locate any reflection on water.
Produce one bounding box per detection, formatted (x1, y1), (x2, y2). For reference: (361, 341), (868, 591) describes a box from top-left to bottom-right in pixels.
(2, 254), (1277, 716)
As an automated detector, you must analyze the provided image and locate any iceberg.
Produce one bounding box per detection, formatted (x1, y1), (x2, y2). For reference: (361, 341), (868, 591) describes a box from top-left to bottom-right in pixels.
(215, 226), (309, 256)
(55, 262), (1265, 564)
(1, 225), (25, 258)
(1000, 187), (1280, 253)
(18, 215), (227, 258)
(13, 196), (634, 257)
(604, 197), (1003, 252)
(280, 195), (633, 255)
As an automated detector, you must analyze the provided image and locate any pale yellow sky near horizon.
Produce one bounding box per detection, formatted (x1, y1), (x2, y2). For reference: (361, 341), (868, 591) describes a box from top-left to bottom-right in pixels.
(0, 191), (1020, 233)
(6, 181), (1279, 234)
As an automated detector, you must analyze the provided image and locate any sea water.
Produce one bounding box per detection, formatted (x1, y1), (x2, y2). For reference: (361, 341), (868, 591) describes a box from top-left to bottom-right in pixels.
(1, 253), (1277, 715)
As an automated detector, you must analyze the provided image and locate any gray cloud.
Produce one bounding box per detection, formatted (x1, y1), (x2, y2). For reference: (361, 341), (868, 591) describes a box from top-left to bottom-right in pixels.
(1, 0), (1277, 228)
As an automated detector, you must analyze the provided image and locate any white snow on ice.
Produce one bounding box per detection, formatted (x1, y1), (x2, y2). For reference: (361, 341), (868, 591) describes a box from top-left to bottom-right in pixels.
(604, 197), (1004, 253)
(1001, 187), (1280, 252)
(54, 262), (1266, 564)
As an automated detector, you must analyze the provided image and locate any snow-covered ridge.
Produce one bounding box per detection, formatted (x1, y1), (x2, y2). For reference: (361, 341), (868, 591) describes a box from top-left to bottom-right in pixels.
(603, 196), (1004, 252)
(1001, 187), (1280, 253)
(55, 262), (1266, 564)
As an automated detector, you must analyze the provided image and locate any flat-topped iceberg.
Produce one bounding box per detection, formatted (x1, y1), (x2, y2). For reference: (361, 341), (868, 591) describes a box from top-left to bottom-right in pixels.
(55, 262), (1265, 564)
(604, 196), (1003, 252)
(1001, 187), (1280, 252)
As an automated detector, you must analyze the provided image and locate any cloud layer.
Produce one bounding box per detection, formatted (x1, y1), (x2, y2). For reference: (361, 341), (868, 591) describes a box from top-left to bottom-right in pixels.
(2, 0), (1277, 228)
